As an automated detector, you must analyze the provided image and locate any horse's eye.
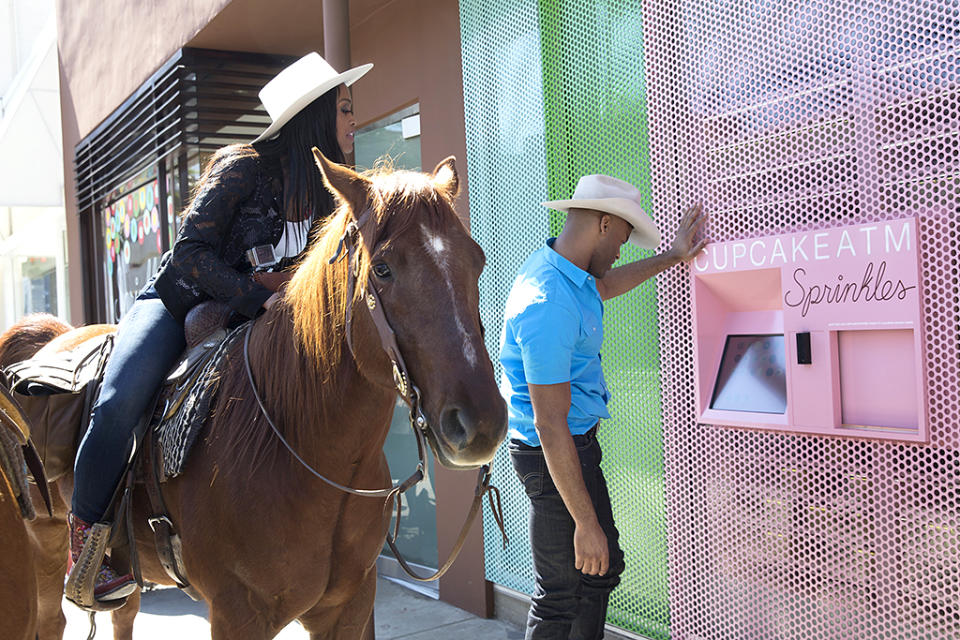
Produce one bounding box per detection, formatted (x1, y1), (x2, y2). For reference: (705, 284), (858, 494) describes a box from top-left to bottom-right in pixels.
(373, 263), (392, 279)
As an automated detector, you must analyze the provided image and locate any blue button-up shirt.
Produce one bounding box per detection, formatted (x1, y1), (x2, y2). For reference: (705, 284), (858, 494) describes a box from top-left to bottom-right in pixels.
(499, 238), (611, 446)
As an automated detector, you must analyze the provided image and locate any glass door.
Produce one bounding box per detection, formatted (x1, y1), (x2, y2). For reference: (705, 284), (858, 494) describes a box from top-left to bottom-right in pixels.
(354, 105), (439, 588)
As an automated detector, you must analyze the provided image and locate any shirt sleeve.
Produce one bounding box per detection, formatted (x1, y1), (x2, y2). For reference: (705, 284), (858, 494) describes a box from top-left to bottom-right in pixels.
(514, 300), (579, 385)
(167, 148), (272, 318)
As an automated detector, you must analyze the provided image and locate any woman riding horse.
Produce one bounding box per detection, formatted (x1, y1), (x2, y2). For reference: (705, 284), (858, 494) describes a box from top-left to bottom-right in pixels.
(4, 146), (507, 640)
(69, 52), (373, 608)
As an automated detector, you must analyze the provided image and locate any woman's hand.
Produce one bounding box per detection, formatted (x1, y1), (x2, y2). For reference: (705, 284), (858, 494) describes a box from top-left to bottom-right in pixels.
(254, 271), (293, 292)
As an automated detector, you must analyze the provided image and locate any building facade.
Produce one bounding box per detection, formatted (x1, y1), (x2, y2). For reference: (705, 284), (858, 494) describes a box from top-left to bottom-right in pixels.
(463, 1), (959, 639)
(55, 0), (488, 619)
(55, 0), (959, 638)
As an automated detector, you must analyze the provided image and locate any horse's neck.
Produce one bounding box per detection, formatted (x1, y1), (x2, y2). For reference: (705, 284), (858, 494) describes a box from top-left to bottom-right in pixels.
(247, 306), (396, 469)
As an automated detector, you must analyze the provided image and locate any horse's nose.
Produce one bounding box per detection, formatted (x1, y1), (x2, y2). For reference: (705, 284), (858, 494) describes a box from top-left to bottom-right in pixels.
(438, 402), (507, 464)
(440, 406), (471, 451)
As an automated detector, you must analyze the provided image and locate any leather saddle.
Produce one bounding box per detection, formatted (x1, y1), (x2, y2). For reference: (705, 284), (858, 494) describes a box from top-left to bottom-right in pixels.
(2, 301), (238, 481)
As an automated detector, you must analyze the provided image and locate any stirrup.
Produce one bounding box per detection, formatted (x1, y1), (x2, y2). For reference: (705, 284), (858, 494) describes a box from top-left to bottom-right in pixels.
(65, 521), (135, 612)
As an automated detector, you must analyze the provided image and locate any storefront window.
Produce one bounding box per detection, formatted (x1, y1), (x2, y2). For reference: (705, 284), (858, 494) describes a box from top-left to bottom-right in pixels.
(166, 163), (177, 243)
(102, 167), (163, 322)
(355, 105), (422, 172)
(21, 257), (58, 315)
(0, 207), (67, 331)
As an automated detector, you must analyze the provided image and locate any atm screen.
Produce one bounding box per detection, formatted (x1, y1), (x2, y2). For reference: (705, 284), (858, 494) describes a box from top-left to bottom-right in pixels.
(710, 334), (787, 414)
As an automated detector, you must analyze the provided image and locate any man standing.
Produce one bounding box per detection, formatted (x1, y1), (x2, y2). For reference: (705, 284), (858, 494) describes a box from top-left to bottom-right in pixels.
(499, 174), (706, 639)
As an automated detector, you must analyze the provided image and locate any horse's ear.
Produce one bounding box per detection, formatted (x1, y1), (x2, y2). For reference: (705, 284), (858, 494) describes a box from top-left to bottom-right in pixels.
(312, 147), (370, 213)
(432, 156), (459, 200)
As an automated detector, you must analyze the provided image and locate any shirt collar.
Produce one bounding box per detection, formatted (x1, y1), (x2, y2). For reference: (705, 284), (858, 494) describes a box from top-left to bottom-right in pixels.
(544, 238), (590, 289)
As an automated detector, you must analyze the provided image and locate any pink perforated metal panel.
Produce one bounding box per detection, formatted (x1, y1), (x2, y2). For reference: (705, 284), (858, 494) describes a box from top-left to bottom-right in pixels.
(645, 0), (959, 638)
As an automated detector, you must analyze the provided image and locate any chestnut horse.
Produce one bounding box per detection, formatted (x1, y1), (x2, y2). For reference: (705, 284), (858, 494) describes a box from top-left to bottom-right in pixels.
(1, 154), (507, 639)
(0, 457), (38, 640)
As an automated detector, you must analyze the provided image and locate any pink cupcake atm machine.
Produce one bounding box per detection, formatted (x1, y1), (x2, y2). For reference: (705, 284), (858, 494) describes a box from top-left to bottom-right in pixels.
(691, 217), (928, 442)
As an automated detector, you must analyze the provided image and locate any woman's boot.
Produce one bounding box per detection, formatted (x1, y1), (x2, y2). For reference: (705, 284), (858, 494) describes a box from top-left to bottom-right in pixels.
(66, 514), (136, 609)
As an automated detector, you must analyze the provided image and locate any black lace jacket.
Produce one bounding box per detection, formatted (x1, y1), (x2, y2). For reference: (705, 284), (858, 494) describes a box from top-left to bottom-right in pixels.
(152, 145), (288, 323)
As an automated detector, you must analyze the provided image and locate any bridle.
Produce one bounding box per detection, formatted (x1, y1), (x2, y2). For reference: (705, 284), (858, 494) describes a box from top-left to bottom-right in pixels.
(243, 208), (506, 582)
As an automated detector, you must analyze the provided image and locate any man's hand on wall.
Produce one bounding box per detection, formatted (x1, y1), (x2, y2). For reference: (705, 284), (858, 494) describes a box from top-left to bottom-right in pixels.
(668, 203), (708, 263)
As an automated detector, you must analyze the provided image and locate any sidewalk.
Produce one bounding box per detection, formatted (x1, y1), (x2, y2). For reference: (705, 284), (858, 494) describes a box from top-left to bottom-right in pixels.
(62, 577), (524, 639)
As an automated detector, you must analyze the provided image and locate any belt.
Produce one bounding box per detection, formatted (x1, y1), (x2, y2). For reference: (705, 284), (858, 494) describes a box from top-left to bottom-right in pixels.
(510, 423), (598, 451)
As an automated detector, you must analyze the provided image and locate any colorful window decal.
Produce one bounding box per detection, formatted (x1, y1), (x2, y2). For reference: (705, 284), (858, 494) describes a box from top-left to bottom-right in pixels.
(102, 178), (163, 321)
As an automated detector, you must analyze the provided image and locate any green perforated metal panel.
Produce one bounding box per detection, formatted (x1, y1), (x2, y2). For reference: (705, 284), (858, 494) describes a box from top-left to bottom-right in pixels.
(461, 1), (669, 637)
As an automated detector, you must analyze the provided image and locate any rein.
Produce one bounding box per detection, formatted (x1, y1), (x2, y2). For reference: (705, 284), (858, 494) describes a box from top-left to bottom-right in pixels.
(243, 210), (506, 582)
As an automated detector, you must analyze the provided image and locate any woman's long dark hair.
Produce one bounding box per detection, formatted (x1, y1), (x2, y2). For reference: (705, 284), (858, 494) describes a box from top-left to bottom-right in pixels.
(253, 85), (345, 223)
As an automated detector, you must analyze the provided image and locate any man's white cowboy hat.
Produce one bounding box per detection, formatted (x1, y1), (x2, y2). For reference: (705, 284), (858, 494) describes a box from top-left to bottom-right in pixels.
(253, 52), (373, 144)
(542, 175), (661, 249)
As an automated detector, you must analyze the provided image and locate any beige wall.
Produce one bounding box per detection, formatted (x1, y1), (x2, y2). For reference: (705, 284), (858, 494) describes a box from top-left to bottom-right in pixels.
(56, 0), (232, 323)
(57, 1), (233, 141)
(350, 0), (471, 226)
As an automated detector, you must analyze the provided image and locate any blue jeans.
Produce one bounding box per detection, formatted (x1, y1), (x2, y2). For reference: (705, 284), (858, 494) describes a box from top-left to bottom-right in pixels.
(509, 428), (625, 640)
(72, 288), (185, 523)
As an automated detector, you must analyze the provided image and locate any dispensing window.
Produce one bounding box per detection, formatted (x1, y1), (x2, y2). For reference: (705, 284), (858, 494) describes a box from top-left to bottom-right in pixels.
(838, 329), (918, 431)
(710, 335), (788, 414)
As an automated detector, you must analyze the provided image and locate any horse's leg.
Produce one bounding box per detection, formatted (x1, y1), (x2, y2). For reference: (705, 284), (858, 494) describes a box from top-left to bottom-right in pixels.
(26, 482), (68, 640)
(298, 570), (377, 640)
(109, 588), (139, 640)
(208, 593), (281, 640)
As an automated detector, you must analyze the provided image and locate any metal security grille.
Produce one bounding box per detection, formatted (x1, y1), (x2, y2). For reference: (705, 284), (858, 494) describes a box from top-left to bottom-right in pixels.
(461, 0), (959, 638)
(75, 48), (291, 323)
(460, 0), (552, 602)
(74, 48), (289, 213)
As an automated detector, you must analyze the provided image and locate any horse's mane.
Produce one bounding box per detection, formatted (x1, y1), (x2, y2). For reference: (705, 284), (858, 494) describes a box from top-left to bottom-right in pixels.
(284, 166), (456, 380)
(212, 165), (459, 474)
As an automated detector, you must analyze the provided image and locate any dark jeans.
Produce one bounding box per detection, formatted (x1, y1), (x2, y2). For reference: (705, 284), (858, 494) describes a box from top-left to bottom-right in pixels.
(72, 288), (185, 523)
(509, 428), (625, 640)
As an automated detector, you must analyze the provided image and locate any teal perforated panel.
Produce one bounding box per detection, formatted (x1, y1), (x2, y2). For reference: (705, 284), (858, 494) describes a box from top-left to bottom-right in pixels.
(461, 2), (669, 637)
(461, 0), (549, 593)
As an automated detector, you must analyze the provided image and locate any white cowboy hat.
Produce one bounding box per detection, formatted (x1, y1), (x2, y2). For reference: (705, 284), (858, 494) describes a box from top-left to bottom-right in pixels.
(253, 52), (373, 144)
(542, 174), (661, 249)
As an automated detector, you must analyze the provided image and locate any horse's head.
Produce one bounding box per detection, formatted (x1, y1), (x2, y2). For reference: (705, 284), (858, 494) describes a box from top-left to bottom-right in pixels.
(301, 151), (507, 469)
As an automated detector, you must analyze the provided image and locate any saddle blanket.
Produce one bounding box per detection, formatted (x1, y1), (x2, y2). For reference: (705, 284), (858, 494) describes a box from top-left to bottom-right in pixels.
(156, 324), (246, 478)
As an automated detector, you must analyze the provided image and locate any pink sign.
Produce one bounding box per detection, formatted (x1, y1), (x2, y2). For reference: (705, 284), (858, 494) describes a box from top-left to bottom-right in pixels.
(690, 218), (927, 442)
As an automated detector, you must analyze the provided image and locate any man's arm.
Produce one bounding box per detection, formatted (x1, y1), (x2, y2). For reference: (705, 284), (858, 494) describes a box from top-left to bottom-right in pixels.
(529, 382), (609, 576)
(596, 203), (708, 300)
